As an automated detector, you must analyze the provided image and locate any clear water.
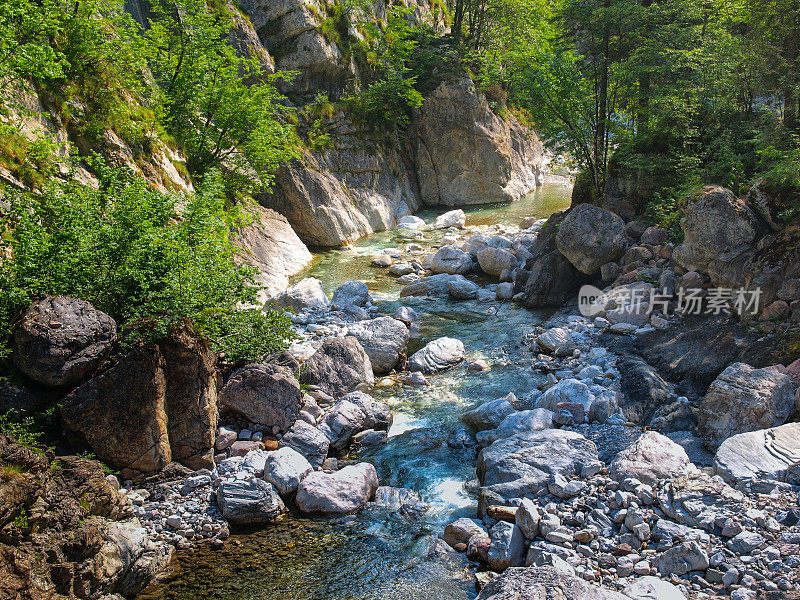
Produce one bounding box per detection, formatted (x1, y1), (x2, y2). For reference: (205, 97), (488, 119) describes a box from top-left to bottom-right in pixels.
(138, 184), (572, 600)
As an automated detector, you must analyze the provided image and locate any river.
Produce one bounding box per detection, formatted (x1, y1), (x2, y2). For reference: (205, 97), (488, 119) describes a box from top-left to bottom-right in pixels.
(137, 182), (573, 600)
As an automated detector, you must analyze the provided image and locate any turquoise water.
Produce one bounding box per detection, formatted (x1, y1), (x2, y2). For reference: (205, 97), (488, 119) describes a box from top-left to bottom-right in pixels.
(138, 184), (572, 600)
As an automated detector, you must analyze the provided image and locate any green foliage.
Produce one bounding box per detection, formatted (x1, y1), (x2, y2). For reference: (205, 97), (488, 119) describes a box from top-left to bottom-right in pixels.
(0, 121), (61, 189)
(13, 508), (29, 531)
(347, 77), (423, 131)
(0, 410), (43, 454)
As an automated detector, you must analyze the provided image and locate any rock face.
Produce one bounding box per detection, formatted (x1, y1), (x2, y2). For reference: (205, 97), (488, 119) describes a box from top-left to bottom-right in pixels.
(13, 296), (117, 387)
(673, 186), (762, 275)
(295, 462), (379, 514)
(698, 362), (796, 446)
(219, 363), (302, 432)
(555, 204), (627, 275)
(273, 277), (329, 312)
(232, 205), (313, 304)
(216, 479), (286, 525)
(410, 76), (544, 206)
(299, 337), (374, 396)
(714, 422), (800, 486)
(347, 317), (410, 374)
(609, 431), (694, 487)
(476, 566), (628, 600)
(262, 120), (422, 247)
(407, 337), (466, 373)
(61, 348), (171, 474)
(477, 430), (598, 510)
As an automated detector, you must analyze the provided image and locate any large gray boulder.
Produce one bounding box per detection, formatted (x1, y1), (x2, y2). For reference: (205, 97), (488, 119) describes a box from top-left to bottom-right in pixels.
(340, 391), (393, 430)
(623, 577), (686, 600)
(318, 399), (368, 450)
(274, 277), (329, 312)
(347, 317), (410, 374)
(653, 541), (709, 576)
(331, 281), (371, 311)
(299, 337), (374, 397)
(537, 379), (595, 413)
(232, 205), (312, 305)
(487, 521), (526, 571)
(698, 362), (797, 446)
(477, 247), (518, 277)
(434, 209), (467, 228)
(673, 185), (762, 275)
(216, 479), (286, 525)
(428, 245), (473, 275)
(219, 363), (301, 432)
(476, 409), (554, 447)
(609, 431), (695, 487)
(476, 566), (629, 600)
(657, 472), (746, 532)
(399, 273), (458, 298)
(477, 430), (599, 511)
(263, 446), (313, 495)
(555, 204), (627, 275)
(460, 397), (516, 431)
(407, 337), (466, 373)
(411, 76), (544, 206)
(713, 422), (800, 486)
(295, 462), (379, 514)
(280, 420), (330, 468)
(13, 296), (117, 387)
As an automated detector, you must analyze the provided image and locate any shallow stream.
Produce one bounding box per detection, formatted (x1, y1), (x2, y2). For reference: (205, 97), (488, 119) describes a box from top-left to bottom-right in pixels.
(138, 183), (573, 600)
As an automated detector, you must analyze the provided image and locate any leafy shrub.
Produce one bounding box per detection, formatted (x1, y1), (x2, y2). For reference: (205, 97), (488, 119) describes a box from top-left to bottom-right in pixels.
(347, 77), (423, 131)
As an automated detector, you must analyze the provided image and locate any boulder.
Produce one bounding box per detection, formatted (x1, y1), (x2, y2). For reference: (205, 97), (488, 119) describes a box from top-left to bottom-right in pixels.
(536, 327), (570, 352)
(400, 273), (458, 298)
(653, 541), (709, 576)
(487, 521), (526, 571)
(477, 430), (599, 511)
(428, 245), (473, 275)
(713, 422), (800, 486)
(476, 409), (555, 446)
(412, 76), (543, 207)
(13, 296), (116, 387)
(347, 317), (410, 374)
(447, 275), (479, 300)
(407, 337), (466, 373)
(460, 397), (516, 431)
(219, 363), (301, 432)
(515, 498), (541, 539)
(444, 517), (487, 549)
(538, 379), (595, 413)
(616, 355), (672, 424)
(672, 186), (762, 275)
(216, 479), (286, 525)
(61, 348), (170, 473)
(273, 277), (329, 312)
(476, 566), (629, 600)
(639, 227), (670, 246)
(295, 462), (379, 514)
(609, 431), (695, 487)
(263, 446), (313, 495)
(299, 337), (374, 397)
(280, 420), (330, 468)
(555, 204), (627, 275)
(658, 472), (746, 532)
(398, 215), (426, 230)
(477, 247), (518, 277)
(434, 209), (467, 228)
(624, 577), (685, 600)
(331, 281), (371, 310)
(698, 362), (796, 446)
(340, 391), (393, 430)
(231, 205), (313, 305)
(317, 399), (367, 450)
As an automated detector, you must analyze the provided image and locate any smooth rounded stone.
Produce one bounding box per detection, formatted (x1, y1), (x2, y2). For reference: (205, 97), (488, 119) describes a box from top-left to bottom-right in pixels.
(444, 517), (487, 549)
(698, 362), (797, 446)
(496, 282), (514, 300)
(372, 254), (394, 268)
(274, 277), (329, 312)
(400, 273), (460, 298)
(429, 245), (473, 275)
(263, 446), (313, 496)
(394, 306), (418, 325)
(730, 590), (756, 600)
(653, 541), (709, 576)
(727, 531), (764, 554)
(318, 400), (368, 450)
(397, 215), (426, 230)
(447, 275), (479, 299)
(515, 498), (541, 539)
(12, 296), (117, 387)
(215, 479), (286, 525)
(468, 359), (491, 372)
(404, 371), (430, 386)
(331, 281), (371, 310)
(279, 420), (330, 468)
(476, 409), (555, 446)
(555, 204), (627, 275)
(295, 462), (379, 514)
(434, 209), (466, 229)
(538, 379), (596, 412)
(477, 247), (518, 277)
(477, 430), (599, 511)
(340, 391), (392, 431)
(352, 429), (388, 446)
(714, 422), (800, 486)
(241, 449), (270, 474)
(346, 317), (410, 374)
(219, 363), (301, 432)
(623, 576), (683, 600)
(215, 426), (238, 451)
(460, 396), (515, 431)
(609, 430), (695, 487)
(299, 337), (374, 397)
(408, 337), (466, 374)
(388, 262), (415, 276)
(536, 327), (570, 352)
(476, 566), (630, 600)
(487, 521), (526, 571)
